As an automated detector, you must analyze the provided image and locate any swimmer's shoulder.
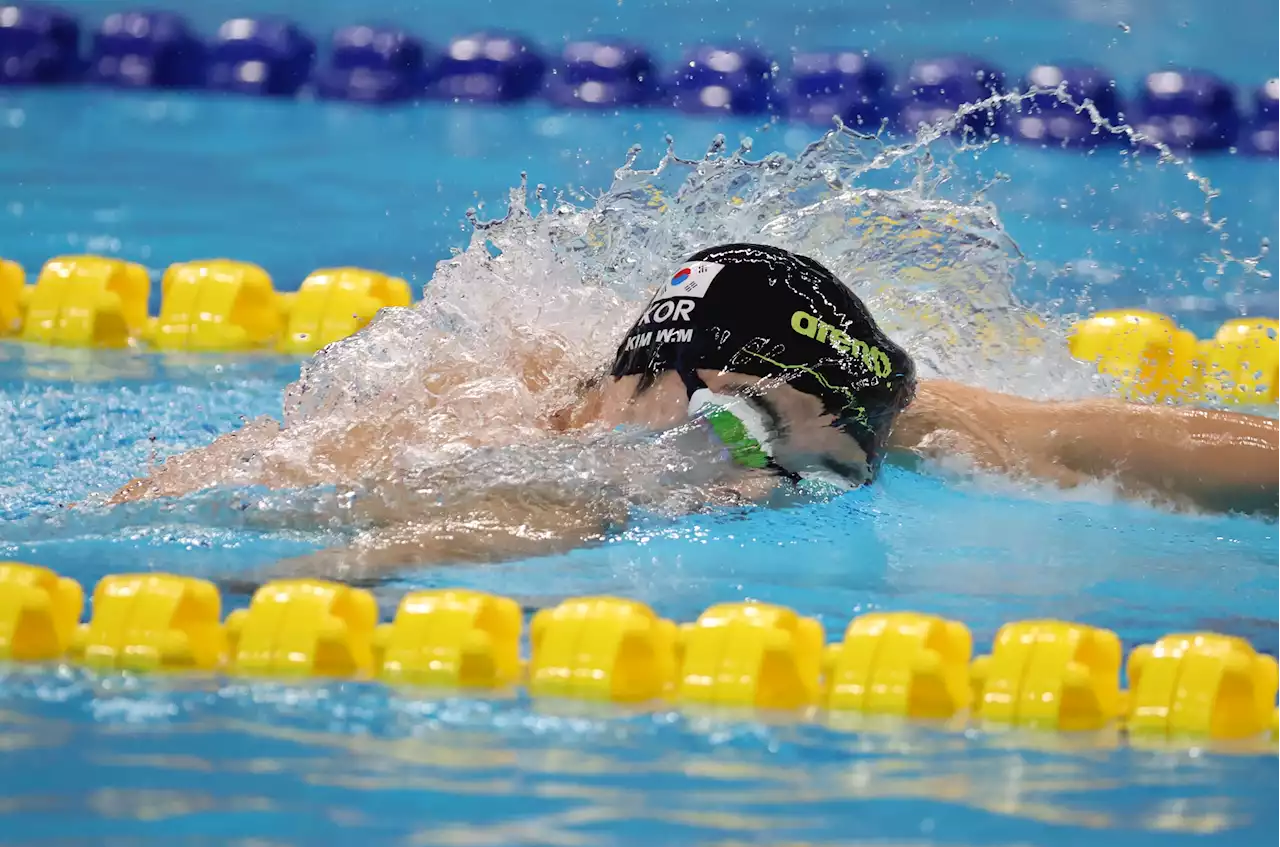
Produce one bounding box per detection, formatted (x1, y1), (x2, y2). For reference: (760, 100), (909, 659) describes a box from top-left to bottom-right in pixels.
(887, 379), (1035, 450)
(884, 380), (1080, 482)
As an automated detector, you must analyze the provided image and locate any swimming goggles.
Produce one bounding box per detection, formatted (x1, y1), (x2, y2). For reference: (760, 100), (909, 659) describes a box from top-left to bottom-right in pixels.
(678, 370), (864, 491)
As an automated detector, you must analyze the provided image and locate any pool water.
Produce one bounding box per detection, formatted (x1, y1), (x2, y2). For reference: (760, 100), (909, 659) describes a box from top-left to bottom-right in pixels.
(2, 0), (1279, 844)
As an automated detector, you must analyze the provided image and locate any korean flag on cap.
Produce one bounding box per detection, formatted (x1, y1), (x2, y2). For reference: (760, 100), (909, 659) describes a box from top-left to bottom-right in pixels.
(654, 261), (725, 302)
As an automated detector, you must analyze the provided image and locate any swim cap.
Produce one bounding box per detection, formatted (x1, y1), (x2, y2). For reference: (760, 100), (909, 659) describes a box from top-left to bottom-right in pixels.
(610, 243), (916, 482)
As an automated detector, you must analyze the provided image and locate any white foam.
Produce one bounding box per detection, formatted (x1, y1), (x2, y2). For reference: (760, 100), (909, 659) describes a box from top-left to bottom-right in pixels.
(210, 100), (1246, 515)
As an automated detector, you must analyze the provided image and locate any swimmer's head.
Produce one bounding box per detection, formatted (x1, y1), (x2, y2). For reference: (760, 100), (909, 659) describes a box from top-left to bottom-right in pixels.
(609, 243), (916, 487)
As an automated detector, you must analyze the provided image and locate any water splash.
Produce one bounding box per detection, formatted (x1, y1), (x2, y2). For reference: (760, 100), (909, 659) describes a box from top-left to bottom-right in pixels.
(291, 84), (1263, 424)
(92, 88), (1259, 527)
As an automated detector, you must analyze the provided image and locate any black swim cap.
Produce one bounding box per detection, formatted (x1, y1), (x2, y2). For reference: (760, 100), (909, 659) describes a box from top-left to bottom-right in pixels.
(610, 243), (916, 478)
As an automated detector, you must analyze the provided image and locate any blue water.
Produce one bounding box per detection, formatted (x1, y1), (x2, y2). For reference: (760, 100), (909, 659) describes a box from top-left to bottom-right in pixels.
(3, 0), (1280, 844)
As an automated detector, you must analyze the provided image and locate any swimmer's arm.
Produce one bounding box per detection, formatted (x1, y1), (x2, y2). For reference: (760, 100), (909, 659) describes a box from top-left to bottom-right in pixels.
(218, 476), (776, 591)
(887, 379), (1279, 516)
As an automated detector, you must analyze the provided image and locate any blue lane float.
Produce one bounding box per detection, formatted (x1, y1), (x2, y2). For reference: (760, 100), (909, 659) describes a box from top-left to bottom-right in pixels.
(667, 44), (777, 115)
(899, 55), (1006, 138)
(544, 39), (657, 109)
(0, 3), (1275, 158)
(1015, 64), (1122, 147)
(787, 50), (892, 130)
(315, 25), (429, 104)
(204, 17), (314, 97)
(434, 31), (545, 103)
(1244, 80), (1278, 156)
(1133, 69), (1239, 151)
(0, 2), (79, 84)
(88, 11), (203, 89)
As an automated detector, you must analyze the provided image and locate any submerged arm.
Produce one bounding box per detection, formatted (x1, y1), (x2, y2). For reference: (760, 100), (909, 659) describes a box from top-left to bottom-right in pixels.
(218, 470), (787, 592)
(222, 485), (630, 592)
(887, 379), (1279, 516)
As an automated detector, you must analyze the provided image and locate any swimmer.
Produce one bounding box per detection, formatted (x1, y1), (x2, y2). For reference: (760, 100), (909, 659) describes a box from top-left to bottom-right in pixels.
(109, 243), (1278, 584)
